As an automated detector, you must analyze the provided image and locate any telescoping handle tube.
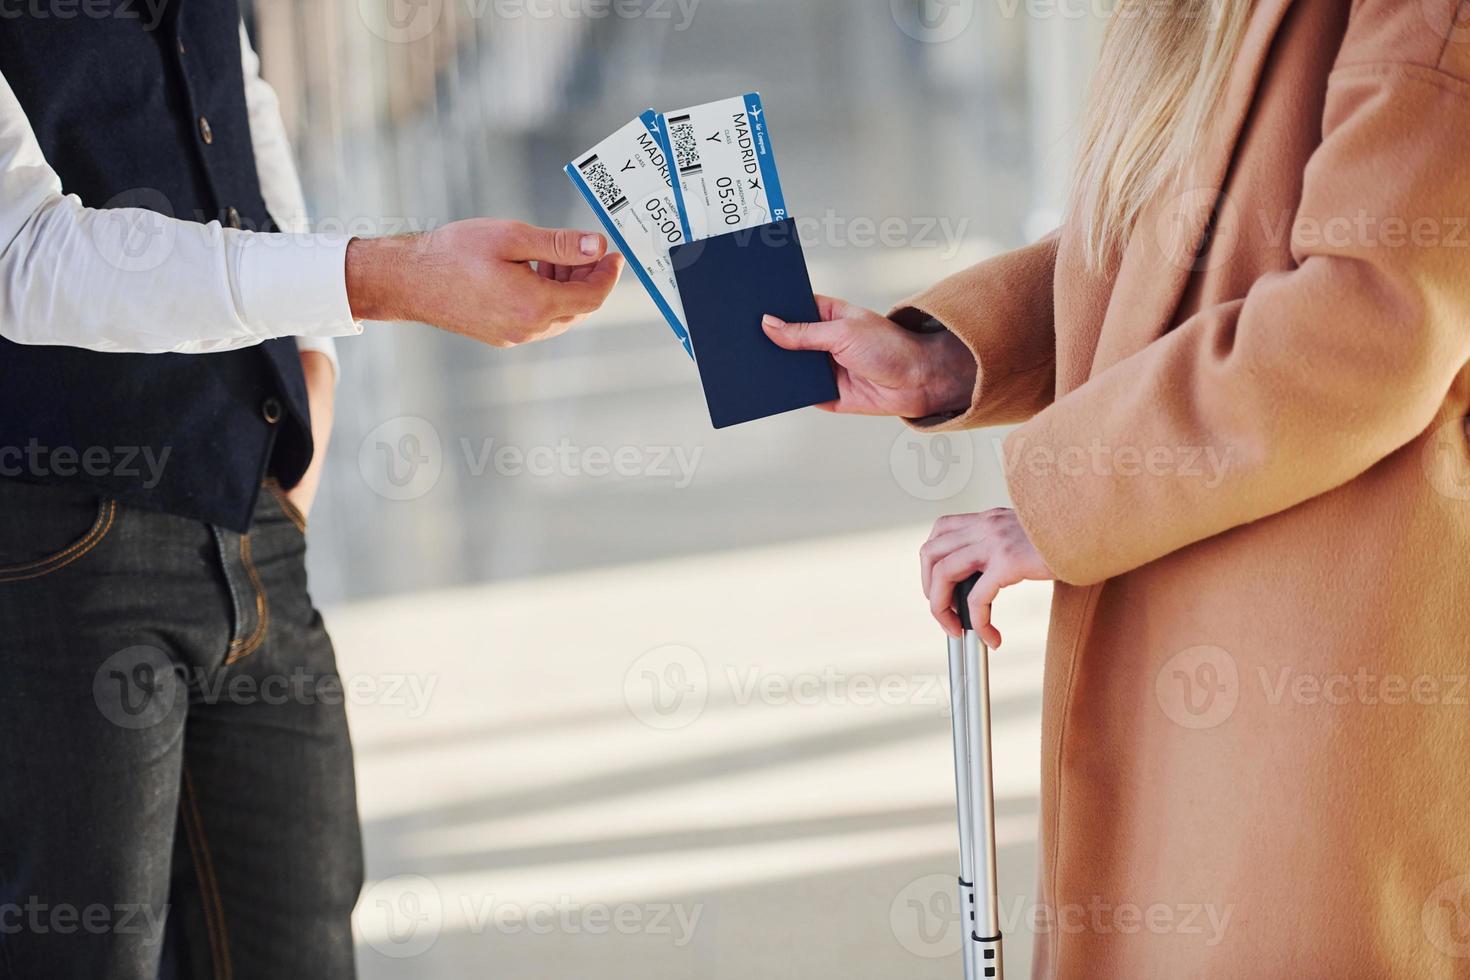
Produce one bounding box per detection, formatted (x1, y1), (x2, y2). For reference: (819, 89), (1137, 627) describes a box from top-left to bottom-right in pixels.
(950, 574), (1003, 979)
(947, 630), (978, 980)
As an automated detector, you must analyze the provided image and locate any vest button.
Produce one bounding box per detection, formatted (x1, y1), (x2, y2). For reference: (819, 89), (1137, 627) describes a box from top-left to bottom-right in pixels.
(226, 207), (242, 230)
(198, 116), (213, 145)
(262, 397), (284, 425)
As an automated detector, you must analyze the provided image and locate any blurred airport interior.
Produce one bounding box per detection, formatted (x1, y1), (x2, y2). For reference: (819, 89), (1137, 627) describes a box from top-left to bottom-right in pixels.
(239, 1), (1104, 975)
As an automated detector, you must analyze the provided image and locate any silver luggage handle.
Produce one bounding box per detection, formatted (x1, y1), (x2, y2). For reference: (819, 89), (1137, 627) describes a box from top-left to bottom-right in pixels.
(948, 574), (1003, 979)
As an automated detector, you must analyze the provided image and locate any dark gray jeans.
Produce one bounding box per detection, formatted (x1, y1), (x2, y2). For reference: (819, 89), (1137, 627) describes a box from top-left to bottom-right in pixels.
(0, 479), (363, 979)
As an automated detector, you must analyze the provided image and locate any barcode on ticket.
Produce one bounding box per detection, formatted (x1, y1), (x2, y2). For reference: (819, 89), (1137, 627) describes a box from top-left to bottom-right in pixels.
(668, 115), (702, 176)
(577, 154), (629, 215)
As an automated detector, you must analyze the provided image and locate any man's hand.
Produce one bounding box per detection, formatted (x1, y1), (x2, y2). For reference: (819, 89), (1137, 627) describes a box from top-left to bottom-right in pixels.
(762, 296), (976, 418)
(284, 350), (335, 522)
(345, 220), (624, 347)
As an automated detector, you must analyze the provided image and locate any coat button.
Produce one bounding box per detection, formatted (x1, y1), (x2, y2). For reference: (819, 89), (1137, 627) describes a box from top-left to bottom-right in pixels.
(262, 397), (284, 425)
(226, 207), (242, 229)
(198, 116), (213, 144)
(176, 38), (186, 55)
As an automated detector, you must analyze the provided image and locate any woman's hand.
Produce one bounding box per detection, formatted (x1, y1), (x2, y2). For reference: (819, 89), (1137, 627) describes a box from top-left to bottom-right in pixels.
(762, 296), (976, 418)
(921, 509), (1055, 645)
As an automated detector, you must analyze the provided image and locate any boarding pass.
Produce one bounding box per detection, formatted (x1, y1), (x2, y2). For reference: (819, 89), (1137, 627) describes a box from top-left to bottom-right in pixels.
(565, 111), (693, 358)
(657, 93), (787, 243)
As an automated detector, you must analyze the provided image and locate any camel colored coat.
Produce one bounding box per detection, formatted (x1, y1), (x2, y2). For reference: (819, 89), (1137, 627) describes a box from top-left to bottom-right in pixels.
(895, 1), (1470, 976)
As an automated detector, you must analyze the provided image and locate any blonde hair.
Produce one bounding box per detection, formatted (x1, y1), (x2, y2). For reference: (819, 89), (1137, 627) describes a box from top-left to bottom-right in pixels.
(1070, 0), (1256, 268)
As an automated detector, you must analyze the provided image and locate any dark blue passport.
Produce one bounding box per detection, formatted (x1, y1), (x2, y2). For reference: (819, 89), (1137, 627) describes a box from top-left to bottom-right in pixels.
(671, 219), (839, 429)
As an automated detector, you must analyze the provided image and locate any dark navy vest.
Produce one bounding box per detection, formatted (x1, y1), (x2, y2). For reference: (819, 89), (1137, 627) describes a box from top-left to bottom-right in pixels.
(0, 0), (312, 532)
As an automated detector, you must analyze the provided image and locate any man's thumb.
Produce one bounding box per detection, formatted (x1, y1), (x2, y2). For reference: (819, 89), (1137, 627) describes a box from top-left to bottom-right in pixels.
(516, 226), (607, 264)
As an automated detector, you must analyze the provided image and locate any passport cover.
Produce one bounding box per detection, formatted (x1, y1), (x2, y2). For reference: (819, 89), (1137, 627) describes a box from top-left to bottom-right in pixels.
(671, 219), (838, 429)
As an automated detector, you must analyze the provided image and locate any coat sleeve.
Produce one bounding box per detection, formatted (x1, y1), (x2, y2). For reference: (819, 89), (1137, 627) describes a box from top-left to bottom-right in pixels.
(1005, 49), (1470, 586)
(887, 233), (1060, 431)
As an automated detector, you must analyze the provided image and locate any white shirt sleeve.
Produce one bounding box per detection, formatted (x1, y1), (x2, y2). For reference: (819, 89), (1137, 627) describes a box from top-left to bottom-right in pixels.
(239, 20), (345, 382)
(0, 53), (361, 355)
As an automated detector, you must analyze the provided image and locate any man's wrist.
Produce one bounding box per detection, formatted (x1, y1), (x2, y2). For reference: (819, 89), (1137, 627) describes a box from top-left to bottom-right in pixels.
(346, 235), (419, 323)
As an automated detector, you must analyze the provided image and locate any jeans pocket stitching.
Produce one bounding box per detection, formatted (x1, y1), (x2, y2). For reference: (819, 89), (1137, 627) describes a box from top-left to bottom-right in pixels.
(263, 479), (308, 535)
(224, 533), (270, 665)
(0, 499), (118, 583)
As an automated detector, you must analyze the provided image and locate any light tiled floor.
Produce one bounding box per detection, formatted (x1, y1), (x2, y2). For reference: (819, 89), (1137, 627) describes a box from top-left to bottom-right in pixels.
(328, 527), (1051, 979)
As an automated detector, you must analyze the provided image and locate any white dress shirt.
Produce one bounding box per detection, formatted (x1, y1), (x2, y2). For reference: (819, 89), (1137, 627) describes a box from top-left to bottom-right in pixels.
(0, 23), (357, 376)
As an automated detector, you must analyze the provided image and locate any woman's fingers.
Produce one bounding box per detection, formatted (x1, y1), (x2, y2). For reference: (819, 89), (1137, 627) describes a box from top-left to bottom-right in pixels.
(762, 295), (871, 353)
(929, 547), (986, 637)
(930, 513), (975, 536)
(762, 314), (847, 353)
(919, 513), (986, 596)
(966, 570), (1008, 650)
(919, 526), (972, 596)
(920, 509), (1056, 643)
(812, 294), (856, 322)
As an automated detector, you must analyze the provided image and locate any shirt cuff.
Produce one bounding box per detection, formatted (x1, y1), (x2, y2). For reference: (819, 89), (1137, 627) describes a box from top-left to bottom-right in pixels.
(234, 232), (362, 341)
